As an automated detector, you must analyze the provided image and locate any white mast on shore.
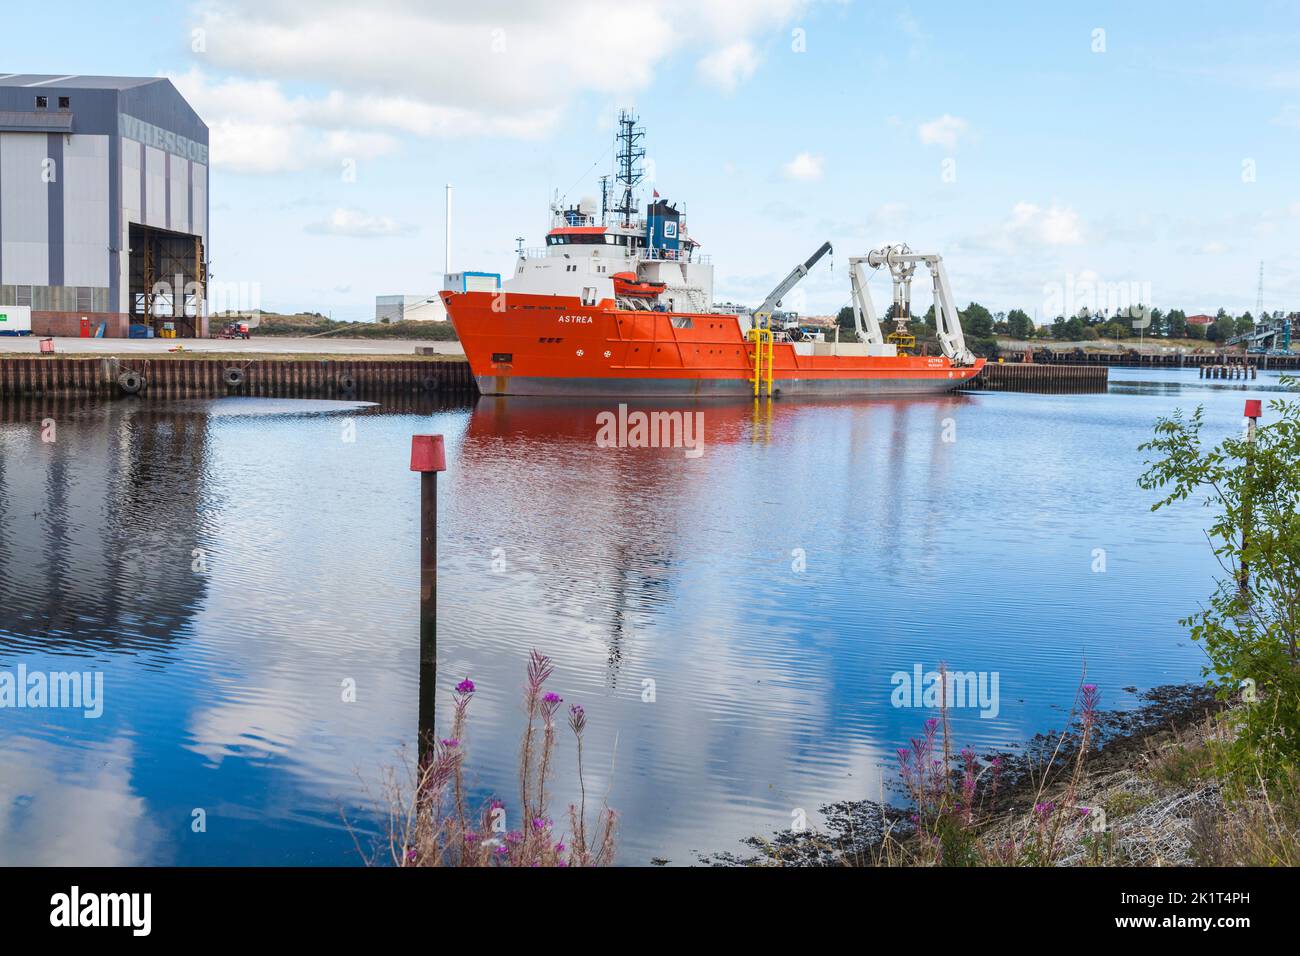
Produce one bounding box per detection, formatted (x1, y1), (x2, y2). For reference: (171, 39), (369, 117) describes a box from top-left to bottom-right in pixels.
(445, 184), (453, 275)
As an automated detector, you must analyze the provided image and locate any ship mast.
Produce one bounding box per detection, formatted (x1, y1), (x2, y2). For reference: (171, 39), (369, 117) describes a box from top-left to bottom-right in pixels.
(612, 109), (645, 227)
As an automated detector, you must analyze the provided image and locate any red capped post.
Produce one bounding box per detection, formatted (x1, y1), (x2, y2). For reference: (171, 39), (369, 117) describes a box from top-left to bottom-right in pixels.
(411, 434), (447, 473)
(412, 435), (445, 761)
(1240, 401), (1262, 600)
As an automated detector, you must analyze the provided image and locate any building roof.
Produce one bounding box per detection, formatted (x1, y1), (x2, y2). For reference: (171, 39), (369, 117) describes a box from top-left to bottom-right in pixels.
(1187, 314), (1215, 324)
(0, 73), (166, 90)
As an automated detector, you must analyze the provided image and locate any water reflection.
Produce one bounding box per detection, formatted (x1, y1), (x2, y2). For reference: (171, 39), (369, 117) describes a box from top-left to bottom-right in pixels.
(0, 374), (1265, 864)
(0, 398), (213, 657)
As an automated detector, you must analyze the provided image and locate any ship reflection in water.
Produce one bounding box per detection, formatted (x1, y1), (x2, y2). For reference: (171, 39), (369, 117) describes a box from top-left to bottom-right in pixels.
(0, 371), (1251, 864)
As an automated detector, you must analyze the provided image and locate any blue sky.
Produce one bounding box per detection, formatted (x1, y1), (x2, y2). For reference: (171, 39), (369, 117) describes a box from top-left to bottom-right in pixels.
(5, 0), (1300, 320)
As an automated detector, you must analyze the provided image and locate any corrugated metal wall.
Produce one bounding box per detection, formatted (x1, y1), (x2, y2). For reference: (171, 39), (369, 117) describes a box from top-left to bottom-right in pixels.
(62, 133), (109, 288)
(191, 162), (207, 240)
(0, 132), (50, 285)
(143, 144), (165, 228)
(168, 152), (187, 233)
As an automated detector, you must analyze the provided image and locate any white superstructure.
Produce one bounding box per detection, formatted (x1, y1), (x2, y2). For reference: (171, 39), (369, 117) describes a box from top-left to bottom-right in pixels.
(508, 194), (714, 312)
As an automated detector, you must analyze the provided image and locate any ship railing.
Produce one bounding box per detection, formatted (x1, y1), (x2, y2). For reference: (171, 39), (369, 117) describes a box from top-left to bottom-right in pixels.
(520, 246), (712, 264)
(551, 213), (600, 228)
(640, 248), (712, 265)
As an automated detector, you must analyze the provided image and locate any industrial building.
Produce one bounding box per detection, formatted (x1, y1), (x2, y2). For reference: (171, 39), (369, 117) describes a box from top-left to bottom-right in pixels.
(0, 74), (209, 337)
(375, 293), (447, 323)
(375, 274), (499, 323)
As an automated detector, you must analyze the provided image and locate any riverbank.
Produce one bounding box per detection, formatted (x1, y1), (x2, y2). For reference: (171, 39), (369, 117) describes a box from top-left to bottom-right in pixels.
(218, 312), (461, 341)
(710, 684), (1297, 867)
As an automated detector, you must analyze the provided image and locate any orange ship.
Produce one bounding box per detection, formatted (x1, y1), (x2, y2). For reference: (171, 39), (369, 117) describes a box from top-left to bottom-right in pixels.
(443, 111), (984, 398)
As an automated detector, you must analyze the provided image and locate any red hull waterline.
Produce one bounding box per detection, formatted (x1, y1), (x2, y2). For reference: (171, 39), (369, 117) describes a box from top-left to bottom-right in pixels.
(443, 290), (985, 398)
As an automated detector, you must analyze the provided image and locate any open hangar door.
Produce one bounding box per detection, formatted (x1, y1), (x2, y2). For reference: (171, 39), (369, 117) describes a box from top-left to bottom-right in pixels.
(128, 223), (207, 338)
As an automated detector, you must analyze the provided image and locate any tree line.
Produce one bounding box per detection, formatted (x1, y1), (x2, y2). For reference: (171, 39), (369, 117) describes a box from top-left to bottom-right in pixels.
(834, 303), (1292, 351)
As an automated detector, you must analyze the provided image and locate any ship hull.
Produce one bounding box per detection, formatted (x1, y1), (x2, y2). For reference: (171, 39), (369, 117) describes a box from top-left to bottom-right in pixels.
(444, 290), (984, 398)
(472, 373), (973, 397)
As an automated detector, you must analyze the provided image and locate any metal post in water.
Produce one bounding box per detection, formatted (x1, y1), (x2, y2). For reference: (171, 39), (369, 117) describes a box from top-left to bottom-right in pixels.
(411, 434), (447, 760)
(1240, 400), (1262, 600)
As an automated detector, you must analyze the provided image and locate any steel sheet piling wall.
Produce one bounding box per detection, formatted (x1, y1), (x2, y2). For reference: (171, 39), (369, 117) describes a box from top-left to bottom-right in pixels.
(0, 357), (480, 399)
(958, 362), (1109, 393)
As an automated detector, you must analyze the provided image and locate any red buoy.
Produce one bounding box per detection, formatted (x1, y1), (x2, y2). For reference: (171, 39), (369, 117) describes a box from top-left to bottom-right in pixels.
(1244, 399), (1262, 420)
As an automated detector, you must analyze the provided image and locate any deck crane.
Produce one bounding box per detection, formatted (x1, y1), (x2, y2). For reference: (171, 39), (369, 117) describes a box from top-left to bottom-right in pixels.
(751, 241), (833, 330)
(744, 241), (833, 398)
(848, 243), (976, 366)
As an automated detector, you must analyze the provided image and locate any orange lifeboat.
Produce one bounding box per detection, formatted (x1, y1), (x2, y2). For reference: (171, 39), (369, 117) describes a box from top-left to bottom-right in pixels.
(612, 272), (666, 298)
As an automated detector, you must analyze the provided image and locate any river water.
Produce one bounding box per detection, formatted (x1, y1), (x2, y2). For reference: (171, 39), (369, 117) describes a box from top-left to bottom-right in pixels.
(0, 367), (1284, 864)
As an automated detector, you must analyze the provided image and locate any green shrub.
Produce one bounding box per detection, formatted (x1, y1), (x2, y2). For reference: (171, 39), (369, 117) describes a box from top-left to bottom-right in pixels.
(1140, 380), (1300, 784)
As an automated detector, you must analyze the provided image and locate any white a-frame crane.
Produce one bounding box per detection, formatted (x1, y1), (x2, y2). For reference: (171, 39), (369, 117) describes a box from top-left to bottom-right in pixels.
(848, 243), (976, 366)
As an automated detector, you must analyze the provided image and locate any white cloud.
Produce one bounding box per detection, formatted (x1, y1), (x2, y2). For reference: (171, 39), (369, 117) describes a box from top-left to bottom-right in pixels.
(868, 201), (908, 230)
(305, 208), (417, 238)
(698, 41), (761, 92)
(1004, 201), (1084, 248)
(918, 114), (969, 151)
(783, 151), (824, 181)
(170, 67), (554, 172)
(182, 0), (811, 171)
(896, 7), (929, 60)
(1199, 241), (1229, 254)
(1271, 104), (1300, 128)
